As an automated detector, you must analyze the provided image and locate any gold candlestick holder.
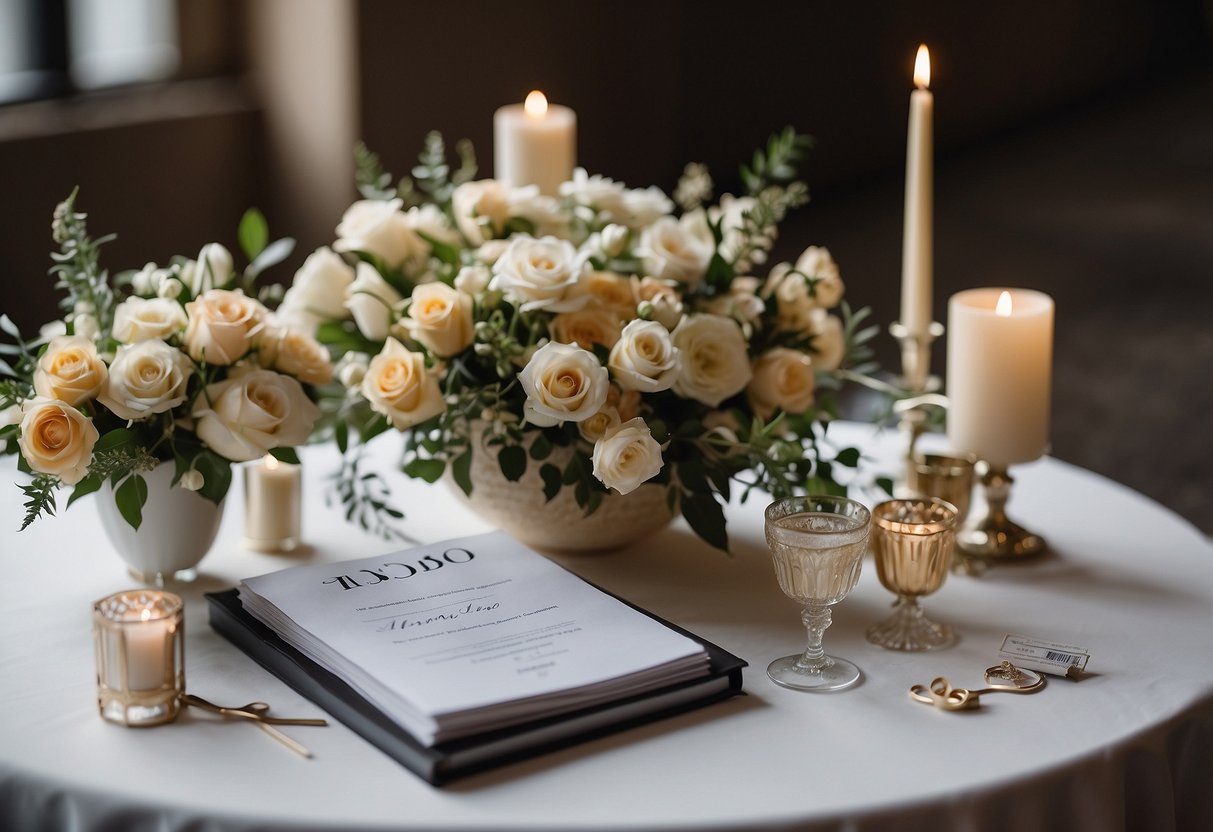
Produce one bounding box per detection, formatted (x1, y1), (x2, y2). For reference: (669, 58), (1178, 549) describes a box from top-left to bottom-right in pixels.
(956, 463), (1047, 561)
(890, 320), (946, 480)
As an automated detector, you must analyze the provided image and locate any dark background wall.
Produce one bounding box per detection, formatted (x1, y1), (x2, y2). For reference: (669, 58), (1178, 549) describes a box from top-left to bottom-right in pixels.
(1, 0), (1209, 530)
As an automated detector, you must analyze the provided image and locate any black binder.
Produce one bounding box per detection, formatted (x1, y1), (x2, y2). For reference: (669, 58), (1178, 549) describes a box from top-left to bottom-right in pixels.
(206, 589), (746, 785)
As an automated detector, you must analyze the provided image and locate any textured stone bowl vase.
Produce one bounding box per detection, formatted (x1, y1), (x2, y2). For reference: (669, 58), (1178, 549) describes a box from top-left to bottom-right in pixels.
(446, 429), (674, 554)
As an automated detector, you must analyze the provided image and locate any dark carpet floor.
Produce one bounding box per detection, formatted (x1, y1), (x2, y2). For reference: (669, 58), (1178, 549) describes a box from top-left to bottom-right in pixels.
(781, 69), (1213, 535)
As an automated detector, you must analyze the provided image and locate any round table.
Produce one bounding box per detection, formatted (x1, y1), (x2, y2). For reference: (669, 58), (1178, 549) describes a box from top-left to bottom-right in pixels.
(2, 423), (1211, 832)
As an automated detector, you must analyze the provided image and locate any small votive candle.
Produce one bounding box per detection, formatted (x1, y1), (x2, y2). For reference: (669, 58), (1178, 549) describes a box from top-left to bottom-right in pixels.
(244, 455), (301, 552)
(93, 590), (184, 726)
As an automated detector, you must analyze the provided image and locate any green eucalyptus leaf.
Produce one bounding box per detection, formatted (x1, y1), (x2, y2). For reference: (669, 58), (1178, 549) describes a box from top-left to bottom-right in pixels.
(451, 449), (473, 496)
(540, 463), (562, 502)
(194, 451), (232, 505)
(529, 433), (552, 461)
(238, 208), (269, 261)
(681, 493), (729, 552)
(115, 473), (148, 530)
(93, 428), (137, 454)
(246, 237), (296, 279)
(403, 457), (445, 483)
(66, 473), (102, 509)
(498, 445), (527, 482)
(835, 447), (861, 468)
(269, 447), (301, 465)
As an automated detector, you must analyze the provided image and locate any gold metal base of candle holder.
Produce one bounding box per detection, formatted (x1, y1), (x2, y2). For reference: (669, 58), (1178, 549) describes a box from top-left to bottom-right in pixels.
(957, 464), (1047, 562)
(889, 320), (945, 394)
(243, 536), (301, 553)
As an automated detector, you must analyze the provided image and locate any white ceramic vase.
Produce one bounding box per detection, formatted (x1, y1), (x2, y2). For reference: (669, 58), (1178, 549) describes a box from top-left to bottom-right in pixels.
(96, 462), (226, 584)
(446, 428), (674, 554)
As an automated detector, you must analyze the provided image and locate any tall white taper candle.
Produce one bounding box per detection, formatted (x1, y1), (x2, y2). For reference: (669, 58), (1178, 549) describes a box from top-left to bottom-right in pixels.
(900, 45), (934, 338)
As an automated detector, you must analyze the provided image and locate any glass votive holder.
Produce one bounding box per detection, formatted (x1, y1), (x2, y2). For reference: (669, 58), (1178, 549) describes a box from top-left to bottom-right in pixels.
(906, 453), (976, 525)
(93, 590), (184, 727)
(243, 455), (301, 552)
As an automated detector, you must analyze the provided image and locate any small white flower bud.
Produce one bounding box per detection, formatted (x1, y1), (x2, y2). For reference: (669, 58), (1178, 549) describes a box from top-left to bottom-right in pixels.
(601, 224), (629, 257)
(178, 469), (204, 491)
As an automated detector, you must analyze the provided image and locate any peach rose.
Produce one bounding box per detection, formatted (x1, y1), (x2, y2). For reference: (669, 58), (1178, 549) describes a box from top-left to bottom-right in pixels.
(18, 399), (98, 484)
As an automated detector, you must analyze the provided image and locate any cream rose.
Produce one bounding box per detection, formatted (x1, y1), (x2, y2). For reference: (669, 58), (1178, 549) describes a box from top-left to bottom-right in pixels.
(638, 216), (712, 286)
(451, 180), (512, 246)
(609, 319), (680, 393)
(578, 406), (621, 443)
(518, 342), (609, 427)
(97, 340), (192, 421)
(334, 198), (427, 270)
(193, 368), (320, 461)
(182, 243), (234, 294)
(454, 264), (491, 295)
(550, 308), (622, 351)
(808, 309), (845, 371)
(406, 203), (460, 247)
(575, 271), (636, 318)
(112, 297), (188, 343)
(794, 246), (845, 309)
(489, 235), (588, 313)
(360, 338), (445, 429)
(269, 328), (334, 385)
(559, 168), (628, 219)
(404, 282), (474, 357)
(278, 247), (355, 330)
(184, 289), (266, 365)
(632, 276), (684, 330)
(18, 399), (98, 485)
(747, 347), (816, 421)
(622, 186), (674, 228)
(345, 262), (403, 341)
(671, 314), (753, 407)
(591, 417), (664, 495)
(33, 335), (107, 406)
(702, 276), (765, 330)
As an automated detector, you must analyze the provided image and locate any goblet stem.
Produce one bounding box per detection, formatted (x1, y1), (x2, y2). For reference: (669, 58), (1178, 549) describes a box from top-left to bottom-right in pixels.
(795, 605), (834, 673)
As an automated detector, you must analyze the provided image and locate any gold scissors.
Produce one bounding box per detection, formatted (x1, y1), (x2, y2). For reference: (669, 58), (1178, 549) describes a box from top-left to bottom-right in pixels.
(182, 693), (327, 757)
(909, 661), (1046, 711)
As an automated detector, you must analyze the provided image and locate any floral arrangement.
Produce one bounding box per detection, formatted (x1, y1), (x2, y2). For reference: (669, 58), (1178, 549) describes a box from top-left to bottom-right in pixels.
(280, 129), (879, 551)
(1, 192), (326, 530)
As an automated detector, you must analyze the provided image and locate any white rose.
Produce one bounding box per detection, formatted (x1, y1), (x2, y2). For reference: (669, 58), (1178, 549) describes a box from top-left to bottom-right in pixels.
(360, 338), (445, 429)
(747, 347), (816, 421)
(269, 327), (334, 385)
(600, 224), (630, 257)
(33, 335), (107, 406)
(578, 406), (621, 443)
(591, 417), (664, 495)
(404, 282), (474, 357)
(575, 271), (636, 318)
(405, 203), (460, 247)
(475, 239), (510, 266)
(334, 198), (427, 270)
(182, 243), (234, 294)
(96, 340), (192, 421)
(621, 186), (673, 228)
(183, 289), (267, 365)
(112, 297), (188, 343)
(71, 313), (99, 341)
(702, 276), (765, 329)
(454, 264), (491, 295)
(131, 262), (172, 297)
(345, 262), (403, 341)
(0, 403), (20, 429)
(489, 235), (588, 313)
(808, 309), (845, 371)
(794, 246), (845, 309)
(550, 308), (622, 351)
(559, 168), (628, 219)
(518, 341), (609, 427)
(335, 351), (370, 389)
(156, 277), (184, 300)
(609, 319), (680, 393)
(17, 399), (99, 485)
(193, 368), (320, 461)
(452, 180), (511, 246)
(671, 314), (753, 407)
(632, 276), (684, 330)
(637, 216), (712, 286)
(279, 247), (355, 330)
(713, 194), (757, 261)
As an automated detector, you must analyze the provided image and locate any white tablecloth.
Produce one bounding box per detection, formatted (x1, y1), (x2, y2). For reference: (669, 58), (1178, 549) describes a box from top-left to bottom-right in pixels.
(1, 423), (1210, 832)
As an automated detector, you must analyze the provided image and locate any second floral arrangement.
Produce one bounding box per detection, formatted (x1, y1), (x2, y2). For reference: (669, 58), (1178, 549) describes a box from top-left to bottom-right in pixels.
(282, 130), (878, 550)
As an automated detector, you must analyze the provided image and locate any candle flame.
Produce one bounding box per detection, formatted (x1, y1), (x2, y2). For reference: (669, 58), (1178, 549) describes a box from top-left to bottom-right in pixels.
(914, 44), (931, 89)
(141, 608), (152, 622)
(996, 291), (1013, 316)
(264, 454), (279, 471)
(524, 90), (548, 118)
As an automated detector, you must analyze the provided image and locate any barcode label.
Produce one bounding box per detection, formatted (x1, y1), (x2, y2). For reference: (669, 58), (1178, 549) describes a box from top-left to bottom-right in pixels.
(999, 634), (1091, 676)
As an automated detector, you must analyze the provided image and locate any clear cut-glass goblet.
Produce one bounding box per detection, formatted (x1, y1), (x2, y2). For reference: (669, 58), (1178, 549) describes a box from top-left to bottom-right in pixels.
(866, 498), (959, 651)
(764, 496), (872, 692)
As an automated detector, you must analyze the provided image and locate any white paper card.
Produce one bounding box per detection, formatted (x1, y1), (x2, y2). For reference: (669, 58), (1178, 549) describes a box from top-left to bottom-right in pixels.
(999, 633), (1091, 676)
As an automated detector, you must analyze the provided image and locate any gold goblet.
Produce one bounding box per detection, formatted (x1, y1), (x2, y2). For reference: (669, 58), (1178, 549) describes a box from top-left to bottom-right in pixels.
(865, 498), (959, 651)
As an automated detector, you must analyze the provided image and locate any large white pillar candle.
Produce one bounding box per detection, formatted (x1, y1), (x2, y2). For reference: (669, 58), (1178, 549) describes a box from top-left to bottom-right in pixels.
(244, 455), (302, 551)
(493, 90), (576, 196)
(946, 288), (1054, 467)
(900, 45), (934, 338)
